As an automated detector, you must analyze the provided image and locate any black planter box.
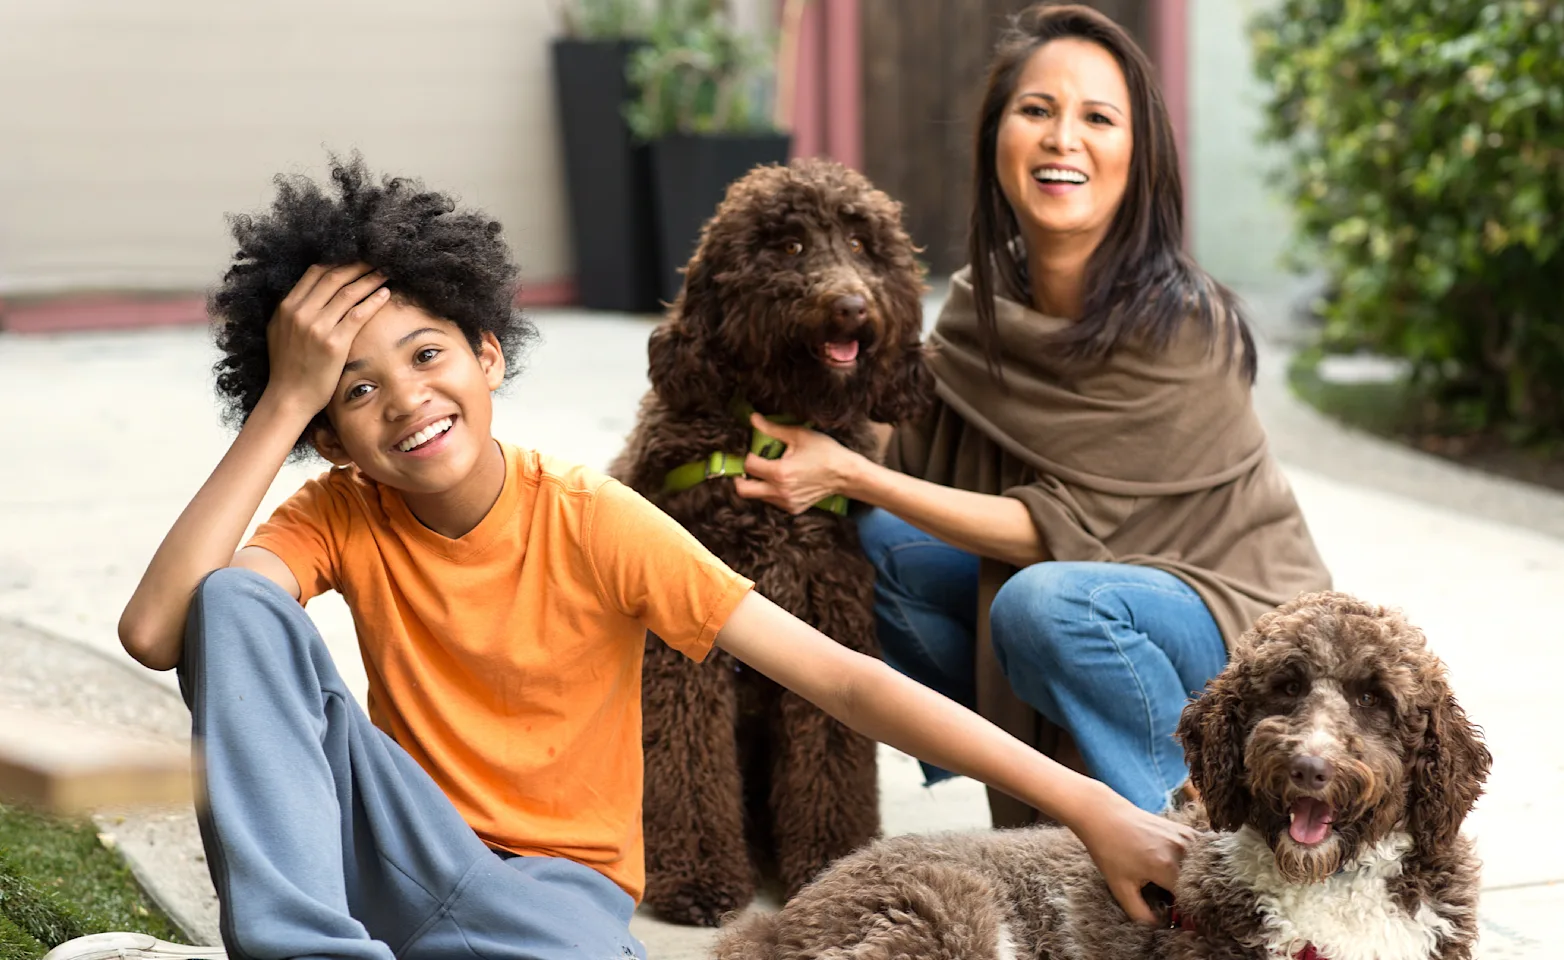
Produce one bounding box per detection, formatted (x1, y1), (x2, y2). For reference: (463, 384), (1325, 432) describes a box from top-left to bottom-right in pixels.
(647, 133), (793, 305)
(550, 39), (660, 313)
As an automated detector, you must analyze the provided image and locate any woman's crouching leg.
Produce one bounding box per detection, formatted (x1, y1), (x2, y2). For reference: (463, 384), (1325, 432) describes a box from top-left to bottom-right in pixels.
(988, 561), (1226, 812)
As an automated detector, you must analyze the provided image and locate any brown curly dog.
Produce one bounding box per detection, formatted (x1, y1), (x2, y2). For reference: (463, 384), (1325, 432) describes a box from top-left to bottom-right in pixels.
(715, 591), (1491, 960)
(608, 158), (932, 927)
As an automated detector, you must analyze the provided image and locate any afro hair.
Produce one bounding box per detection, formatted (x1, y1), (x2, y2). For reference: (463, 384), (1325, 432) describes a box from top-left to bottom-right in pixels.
(209, 154), (537, 456)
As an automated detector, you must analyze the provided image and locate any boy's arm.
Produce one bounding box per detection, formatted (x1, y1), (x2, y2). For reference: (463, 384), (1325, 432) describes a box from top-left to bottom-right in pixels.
(713, 590), (1191, 925)
(118, 264), (388, 671)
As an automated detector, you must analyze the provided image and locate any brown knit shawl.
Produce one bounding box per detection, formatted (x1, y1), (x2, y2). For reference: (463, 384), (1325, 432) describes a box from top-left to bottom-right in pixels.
(887, 267), (1331, 826)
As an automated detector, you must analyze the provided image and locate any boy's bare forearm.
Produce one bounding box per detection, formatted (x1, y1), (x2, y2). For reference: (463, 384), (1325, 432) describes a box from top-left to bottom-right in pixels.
(837, 653), (1105, 827)
(119, 390), (313, 670)
(714, 591), (1189, 924)
(716, 592), (1098, 828)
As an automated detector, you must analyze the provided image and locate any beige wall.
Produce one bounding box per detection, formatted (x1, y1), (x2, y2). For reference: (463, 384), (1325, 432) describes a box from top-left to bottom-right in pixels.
(0, 0), (570, 298)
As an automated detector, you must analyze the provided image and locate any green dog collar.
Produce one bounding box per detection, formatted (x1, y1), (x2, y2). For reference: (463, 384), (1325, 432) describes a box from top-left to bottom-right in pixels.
(660, 399), (851, 516)
(661, 450), (748, 495)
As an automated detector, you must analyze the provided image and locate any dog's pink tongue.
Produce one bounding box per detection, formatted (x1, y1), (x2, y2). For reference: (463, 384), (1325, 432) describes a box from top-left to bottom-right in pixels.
(824, 340), (860, 363)
(1289, 798), (1335, 846)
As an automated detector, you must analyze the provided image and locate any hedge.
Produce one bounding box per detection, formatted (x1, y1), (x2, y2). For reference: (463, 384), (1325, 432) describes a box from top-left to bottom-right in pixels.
(1252, 0), (1564, 439)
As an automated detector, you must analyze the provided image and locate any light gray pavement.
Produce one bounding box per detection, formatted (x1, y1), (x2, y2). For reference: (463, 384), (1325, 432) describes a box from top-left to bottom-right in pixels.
(2, 284), (1562, 958)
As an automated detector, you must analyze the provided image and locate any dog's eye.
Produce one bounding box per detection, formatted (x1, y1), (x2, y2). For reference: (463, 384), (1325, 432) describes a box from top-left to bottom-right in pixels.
(848, 236), (865, 254)
(1356, 691), (1380, 708)
(1281, 679), (1303, 698)
(783, 239), (804, 256)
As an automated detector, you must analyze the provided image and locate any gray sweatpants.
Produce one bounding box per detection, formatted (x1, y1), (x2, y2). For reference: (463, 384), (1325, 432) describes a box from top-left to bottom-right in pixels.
(177, 567), (646, 960)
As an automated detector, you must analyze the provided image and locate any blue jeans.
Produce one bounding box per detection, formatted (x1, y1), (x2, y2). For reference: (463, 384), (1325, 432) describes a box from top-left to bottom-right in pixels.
(857, 508), (1228, 813)
(178, 568), (645, 960)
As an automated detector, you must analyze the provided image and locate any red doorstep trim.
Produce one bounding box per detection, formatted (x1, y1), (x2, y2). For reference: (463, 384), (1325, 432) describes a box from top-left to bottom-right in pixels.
(0, 295), (209, 334)
(516, 277), (578, 308)
(0, 278), (582, 335)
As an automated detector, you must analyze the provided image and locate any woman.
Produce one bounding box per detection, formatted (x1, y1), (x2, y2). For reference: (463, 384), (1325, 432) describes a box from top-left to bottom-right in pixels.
(736, 4), (1331, 823)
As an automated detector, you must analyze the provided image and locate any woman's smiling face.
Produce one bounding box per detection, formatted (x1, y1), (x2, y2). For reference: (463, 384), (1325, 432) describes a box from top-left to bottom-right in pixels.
(995, 37), (1134, 250)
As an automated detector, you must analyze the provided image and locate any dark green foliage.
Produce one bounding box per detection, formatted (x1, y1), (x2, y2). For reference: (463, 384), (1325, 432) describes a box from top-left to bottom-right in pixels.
(0, 911), (45, 960)
(0, 857), (88, 949)
(0, 804), (184, 960)
(1253, 0), (1564, 440)
(624, 0), (775, 139)
(553, 0), (650, 39)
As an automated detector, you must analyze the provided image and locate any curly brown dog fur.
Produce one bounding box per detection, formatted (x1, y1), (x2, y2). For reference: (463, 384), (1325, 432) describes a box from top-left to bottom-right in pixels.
(609, 158), (932, 926)
(715, 591), (1492, 960)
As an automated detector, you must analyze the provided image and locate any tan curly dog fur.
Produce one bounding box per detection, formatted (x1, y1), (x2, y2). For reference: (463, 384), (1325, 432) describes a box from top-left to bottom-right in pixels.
(715, 592), (1491, 960)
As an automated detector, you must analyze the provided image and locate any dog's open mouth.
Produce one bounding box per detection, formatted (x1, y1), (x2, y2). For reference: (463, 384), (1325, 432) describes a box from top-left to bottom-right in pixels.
(1288, 797), (1336, 846)
(820, 340), (861, 369)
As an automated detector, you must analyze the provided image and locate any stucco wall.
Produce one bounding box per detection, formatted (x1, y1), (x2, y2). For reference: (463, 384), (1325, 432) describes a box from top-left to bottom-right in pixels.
(1189, 0), (1297, 289)
(0, 0), (570, 298)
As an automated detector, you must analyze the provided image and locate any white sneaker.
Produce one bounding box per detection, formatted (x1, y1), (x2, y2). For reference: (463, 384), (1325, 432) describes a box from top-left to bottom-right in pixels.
(41, 932), (225, 960)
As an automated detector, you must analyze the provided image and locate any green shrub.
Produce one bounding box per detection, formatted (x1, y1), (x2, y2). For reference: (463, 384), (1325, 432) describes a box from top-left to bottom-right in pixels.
(1252, 0), (1564, 440)
(623, 0), (776, 139)
(553, 0), (650, 39)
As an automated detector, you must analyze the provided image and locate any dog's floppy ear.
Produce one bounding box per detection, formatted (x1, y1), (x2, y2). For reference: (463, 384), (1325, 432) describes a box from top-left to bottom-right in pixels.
(1176, 659), (1251, 831)
(868, 265), (935, 425)
(1406, 680), (1491, 852)
(647, 255), (731, 413)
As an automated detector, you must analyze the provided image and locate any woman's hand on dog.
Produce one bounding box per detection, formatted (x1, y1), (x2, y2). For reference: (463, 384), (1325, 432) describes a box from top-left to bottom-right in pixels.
(736, 414), (1051, 567)
(734, 414), (861, 514)
(1072, 791), (1192, 925)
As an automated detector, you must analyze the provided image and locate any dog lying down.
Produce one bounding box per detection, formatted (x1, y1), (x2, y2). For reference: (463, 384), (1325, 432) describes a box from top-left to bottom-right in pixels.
(714, 591), (1492, 960)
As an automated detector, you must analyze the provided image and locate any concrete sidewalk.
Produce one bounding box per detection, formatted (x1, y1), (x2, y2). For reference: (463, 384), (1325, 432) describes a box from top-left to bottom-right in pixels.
(2, 291), (1561, 958)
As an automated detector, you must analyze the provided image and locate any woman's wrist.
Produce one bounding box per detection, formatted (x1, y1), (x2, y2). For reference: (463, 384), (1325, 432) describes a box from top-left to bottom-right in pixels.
(836, 446), (880, 503)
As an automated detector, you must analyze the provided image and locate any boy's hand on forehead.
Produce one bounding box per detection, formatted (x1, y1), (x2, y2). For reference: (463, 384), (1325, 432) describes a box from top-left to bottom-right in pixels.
(265, 262), (391, 416)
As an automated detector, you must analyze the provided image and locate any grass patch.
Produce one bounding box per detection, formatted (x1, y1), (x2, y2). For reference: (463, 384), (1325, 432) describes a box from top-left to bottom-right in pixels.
(1289, 347), (1564, 494)
(0, 912), (44, 959)
(1288, 346), (1419, 438)
(0, 803), (185, 960)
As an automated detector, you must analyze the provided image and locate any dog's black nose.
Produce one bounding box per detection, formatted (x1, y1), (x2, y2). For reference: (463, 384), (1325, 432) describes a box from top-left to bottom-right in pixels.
(1289, 755), (1332, 788)
(833, 295), (867, 325)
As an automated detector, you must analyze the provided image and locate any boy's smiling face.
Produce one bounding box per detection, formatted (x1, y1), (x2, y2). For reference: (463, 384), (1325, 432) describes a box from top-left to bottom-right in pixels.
(312, 298), (504, 500)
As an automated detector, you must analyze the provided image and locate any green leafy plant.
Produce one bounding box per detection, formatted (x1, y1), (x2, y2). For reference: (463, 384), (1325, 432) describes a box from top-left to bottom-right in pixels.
(1252, 0), (1564, 440)
(623, 0), (779, 140)
(552, 0), (650, 39)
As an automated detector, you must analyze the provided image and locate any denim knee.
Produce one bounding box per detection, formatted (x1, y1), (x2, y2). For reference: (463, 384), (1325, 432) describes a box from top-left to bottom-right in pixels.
(187, 567), (317, 669)
(186, 567), (250, 661)
(854, 506), (908, 573)
(988, 563), (1088, 679)
(194, 565), (288, 607)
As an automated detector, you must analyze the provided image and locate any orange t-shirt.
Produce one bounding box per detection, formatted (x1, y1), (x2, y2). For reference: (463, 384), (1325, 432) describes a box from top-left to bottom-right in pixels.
(246, 443), (753, 901)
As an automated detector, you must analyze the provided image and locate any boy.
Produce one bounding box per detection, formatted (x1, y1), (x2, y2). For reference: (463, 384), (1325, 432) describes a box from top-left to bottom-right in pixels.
(50, 158), (1187, 960)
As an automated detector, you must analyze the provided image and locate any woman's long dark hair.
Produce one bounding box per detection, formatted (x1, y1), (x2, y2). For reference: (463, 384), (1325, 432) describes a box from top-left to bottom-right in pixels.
(969, 3), (1256, 381)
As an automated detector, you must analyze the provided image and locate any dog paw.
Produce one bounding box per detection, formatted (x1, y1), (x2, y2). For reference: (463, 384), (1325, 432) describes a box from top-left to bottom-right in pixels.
(649, 882), (750, 927)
